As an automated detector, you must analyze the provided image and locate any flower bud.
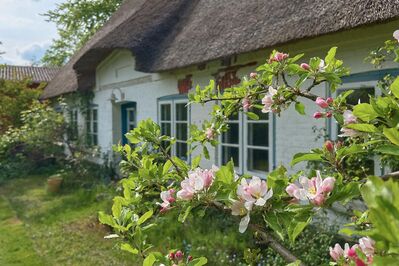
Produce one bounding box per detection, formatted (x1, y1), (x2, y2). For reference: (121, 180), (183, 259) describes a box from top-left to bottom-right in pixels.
(175, 250), (183, 261)
(324, 140), (334, 153)
(313, 111), (323, 119)
(187, 255), (193, 262)
(315, 97), (329, 108)
(347, 247), (358, 258)
(169, 252), (175, 260)
(326, 111), (333, 118)
(326, 97), (334, 104)
(300, 63), (310, 70)
(249, 72), (257, 79)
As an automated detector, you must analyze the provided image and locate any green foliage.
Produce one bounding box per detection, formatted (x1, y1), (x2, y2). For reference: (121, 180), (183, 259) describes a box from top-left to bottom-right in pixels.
(0, 79), (42, 133)
(42, 0), (123, 66)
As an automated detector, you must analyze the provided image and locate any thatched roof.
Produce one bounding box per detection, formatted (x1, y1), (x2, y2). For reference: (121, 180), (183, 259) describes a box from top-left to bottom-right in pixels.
(43, 0), (399, 98)
(0, 65), (59, 83)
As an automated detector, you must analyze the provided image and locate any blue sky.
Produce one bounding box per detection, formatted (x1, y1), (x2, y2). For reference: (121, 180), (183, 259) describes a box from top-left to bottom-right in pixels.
(0, 0), (62, 65)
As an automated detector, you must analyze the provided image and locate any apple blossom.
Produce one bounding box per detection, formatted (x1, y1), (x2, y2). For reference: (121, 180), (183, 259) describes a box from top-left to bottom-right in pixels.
(329, 243), (349, 261)
(169, 252), (175, 260)
(324, 140), (334, 153)
(242, 97), (252, 112)
(339, 127), (361, 138)
(285, 171), (335, 206)
(359, 237), (375, 257)
(175, 250), (183, 261)
(261, 86), (277, 113)
(176, 168), (216, 200)
(159, 189), (176, 212)
(249, 72), (258, 79)
(326, 97), (334, 104)
(205, 127), (215, 140)
(394, 29), (399, 42)
(343, 110), (357, 124)
(326, 111), (333, 118)
(237, 176), (273, 210)
(300, 63), (310, 70)
(330, 238), (375, 265)
(318, 59), (326, 72)
(315, 97), (329, 108)
(313, 111), (323, 119)
(269, 52), (288, 63)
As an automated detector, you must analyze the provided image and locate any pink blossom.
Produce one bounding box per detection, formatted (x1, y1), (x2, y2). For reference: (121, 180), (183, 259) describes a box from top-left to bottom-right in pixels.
(343, 110), (357, 124)
(394, 30), (399, 42)
(205, 127), (215, 140)
(300, 63), (310, 70)
(339, 127), (361, 138)
(313, 111), (323, 119)
(242, 97), (252, 112)
(158, 189), (176, 212)
(315, 97), (329, 108)
(175, 250), (183, 261)
(249, 72), (258, 79)
(261, 86), (277, 113)
(359, 237), (375, 257)
(326, 111), (333, 118)
(329, 243), (345, 261)
(285, 171), (335, 206)
(324, 140), (334, 153)
(237, 176), (273, 210)
(231, 200), (248, 216)
(270, 52), (289, 63)
(326, 97), (334, 104)
(176, 168), (216, 200)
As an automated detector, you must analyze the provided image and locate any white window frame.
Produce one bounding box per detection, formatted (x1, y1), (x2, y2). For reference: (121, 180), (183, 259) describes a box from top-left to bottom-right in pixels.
(87, 107), (98, 146)
(69, 108), (79, 141)
(218, 112), (273, 176)
(330, 80), (382, 175)
(158, 99), (190, 161)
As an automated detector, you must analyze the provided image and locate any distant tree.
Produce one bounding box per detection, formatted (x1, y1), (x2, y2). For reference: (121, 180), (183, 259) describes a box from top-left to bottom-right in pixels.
(42, 0), (123, 66)
(0, 79), (43, 133)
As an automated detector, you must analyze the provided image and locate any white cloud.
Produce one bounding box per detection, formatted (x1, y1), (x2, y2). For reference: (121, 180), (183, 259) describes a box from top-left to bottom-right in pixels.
(0, 0), (62, 65)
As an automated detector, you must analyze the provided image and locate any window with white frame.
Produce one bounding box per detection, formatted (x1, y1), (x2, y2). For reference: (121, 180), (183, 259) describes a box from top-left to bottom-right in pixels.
(126, 107), (136, 131)
(159, 99), (189, 161)
(220, 108), (272, 175)
(68, 108), (78, 141)
(331, 81), (380, 175)
(86, 107), (98, 146)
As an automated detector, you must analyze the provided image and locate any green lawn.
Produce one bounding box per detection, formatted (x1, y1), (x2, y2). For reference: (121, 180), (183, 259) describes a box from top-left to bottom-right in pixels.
(0, 175), (134, 266)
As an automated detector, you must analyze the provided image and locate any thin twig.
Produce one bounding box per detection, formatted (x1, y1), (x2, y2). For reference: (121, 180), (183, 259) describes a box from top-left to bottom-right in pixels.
(381, 171), (399, 181)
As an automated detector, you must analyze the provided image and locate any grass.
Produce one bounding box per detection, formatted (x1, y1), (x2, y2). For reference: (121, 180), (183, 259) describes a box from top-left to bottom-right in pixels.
(0, 174), (134, 266)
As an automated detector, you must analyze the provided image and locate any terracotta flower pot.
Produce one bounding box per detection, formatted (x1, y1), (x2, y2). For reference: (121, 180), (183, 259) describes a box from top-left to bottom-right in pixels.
(47, 175), (63, 194)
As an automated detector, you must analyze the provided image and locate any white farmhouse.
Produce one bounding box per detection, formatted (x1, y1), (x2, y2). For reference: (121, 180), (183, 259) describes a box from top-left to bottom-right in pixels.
(42, 0), (399, 176)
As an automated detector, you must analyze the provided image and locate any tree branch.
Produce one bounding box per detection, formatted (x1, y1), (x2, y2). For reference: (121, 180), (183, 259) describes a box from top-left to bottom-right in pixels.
(381, 171), (399, 181)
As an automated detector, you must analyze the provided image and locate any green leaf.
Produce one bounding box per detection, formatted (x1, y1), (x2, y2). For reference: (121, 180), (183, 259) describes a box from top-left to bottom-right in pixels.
(178, 206), (192, 223)
(294, 102), (305, 115)
(375, 145), (399, 156)
(246, 112), (259, 120)
(390, 76), (399, 98)
(98, 212), (115, 227)
(188, 257), (208, 266)
(383, 127), (399, 146)
(264, 213), (284, 240)
(290, 153), (322, 166)
(112, 197), (123, 218)
(121, 243), (138, 255)
(215, 162), (234, 184)
(137, 210), (153, 225)
(143, 253), (156, 266)
(325, 47), (337, 65)
(162, 160), (173, 175)
(203, 146), (210, 160)
(346, 123), (378, 133)
(353, 103), (379, 122)
(286, 260), (302, 266)
(288, 217), (311, 243)
(191, 155), (202, 168)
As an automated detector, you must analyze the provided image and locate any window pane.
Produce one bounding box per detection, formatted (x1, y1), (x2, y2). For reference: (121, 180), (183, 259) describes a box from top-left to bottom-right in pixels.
(93, 122), (98, 133)
(93, 134), (98, 146)
(339, 87), (375, 105)
(176, 142), (188, 161)
(228, 112), (239, 121)
(222, 123), (239, 144)
(247, 148), (269, 172)
(175, 103), (187, 121)
(221, 146), (239, 167)
(249, 107), (268, 121)
(92, 109), (97, 121)
(176, 123), (188, 141)
(161, 123), (171, 136)
(129, 124), (135, 131)
(248, 123), (268, 147)
(128, 110), (135, 122)
(161, 104), (171, 121)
